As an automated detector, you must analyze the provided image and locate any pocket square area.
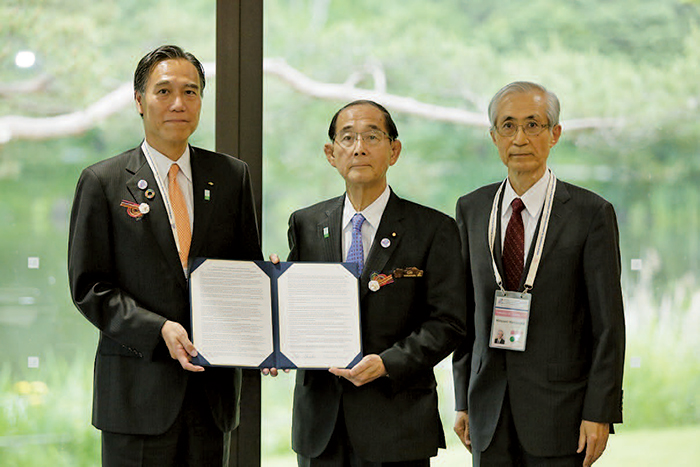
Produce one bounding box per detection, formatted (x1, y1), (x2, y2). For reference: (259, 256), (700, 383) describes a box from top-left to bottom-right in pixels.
(393, 267), (423, 278)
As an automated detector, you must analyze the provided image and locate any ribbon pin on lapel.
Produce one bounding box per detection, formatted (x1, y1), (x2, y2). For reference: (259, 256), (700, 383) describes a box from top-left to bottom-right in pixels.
(120, 200), (149, 220)
(368, 272), (394, 292)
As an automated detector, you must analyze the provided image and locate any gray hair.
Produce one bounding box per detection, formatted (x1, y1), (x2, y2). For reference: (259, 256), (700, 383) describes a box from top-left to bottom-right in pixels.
(488, 81), (560, 128)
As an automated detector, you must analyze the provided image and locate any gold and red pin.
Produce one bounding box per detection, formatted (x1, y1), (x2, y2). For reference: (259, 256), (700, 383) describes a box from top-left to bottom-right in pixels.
(120, 200), (149, 219)
(368, 272), (394, 292)
(392, 267), (423, 278)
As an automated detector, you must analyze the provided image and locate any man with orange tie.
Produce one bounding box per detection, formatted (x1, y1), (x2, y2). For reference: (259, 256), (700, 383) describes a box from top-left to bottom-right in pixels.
(68, 45), (261, 466)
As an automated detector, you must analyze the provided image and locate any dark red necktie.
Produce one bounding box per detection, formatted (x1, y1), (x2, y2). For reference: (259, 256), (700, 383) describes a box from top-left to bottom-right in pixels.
(503, 198), (525, 291)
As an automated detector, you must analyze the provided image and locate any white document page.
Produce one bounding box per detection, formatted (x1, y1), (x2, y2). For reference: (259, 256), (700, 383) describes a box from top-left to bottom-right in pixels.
(277, 263), (361, 368)
(190, 260), (273, 367)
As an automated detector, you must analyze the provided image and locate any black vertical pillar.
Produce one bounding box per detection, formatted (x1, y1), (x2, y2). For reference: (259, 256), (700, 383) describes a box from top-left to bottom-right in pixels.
(215, 1), (263, 466)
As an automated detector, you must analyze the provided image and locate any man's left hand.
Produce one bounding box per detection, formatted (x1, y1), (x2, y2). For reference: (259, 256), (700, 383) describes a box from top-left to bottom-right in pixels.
(329, 354), (387, 386)
(577, 420), (609, 467)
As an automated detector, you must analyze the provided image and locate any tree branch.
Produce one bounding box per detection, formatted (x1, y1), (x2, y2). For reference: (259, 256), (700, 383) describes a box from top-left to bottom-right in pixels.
(0, 74), (52, 97)
(0, 59), (623, 144)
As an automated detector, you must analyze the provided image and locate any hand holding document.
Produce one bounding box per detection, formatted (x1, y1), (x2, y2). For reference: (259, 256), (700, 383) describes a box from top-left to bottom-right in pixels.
(189, 259), (362, 370)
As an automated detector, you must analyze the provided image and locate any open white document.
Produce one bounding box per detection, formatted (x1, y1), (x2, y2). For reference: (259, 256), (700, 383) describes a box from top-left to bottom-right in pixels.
(190, 259), (362, 369)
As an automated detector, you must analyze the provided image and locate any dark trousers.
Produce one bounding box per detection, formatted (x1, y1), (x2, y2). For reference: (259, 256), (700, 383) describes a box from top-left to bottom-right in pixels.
(473, 388), (585, 467)
(101, 377), (228, 467)
(297, 409), (430, 467)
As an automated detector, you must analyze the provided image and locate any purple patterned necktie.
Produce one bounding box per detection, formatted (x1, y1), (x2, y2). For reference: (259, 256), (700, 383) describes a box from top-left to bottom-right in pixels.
(347, 213), (366, 274)
(503, 198), (525, 291)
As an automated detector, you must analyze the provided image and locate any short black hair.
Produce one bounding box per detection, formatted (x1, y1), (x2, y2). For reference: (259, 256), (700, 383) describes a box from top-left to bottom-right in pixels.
(327, 100), (399, 141)
(133, 45), (205, 96)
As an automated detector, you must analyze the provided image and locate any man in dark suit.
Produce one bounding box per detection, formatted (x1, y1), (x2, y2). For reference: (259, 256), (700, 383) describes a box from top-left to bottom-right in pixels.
(286, 100), (467, 466)
(493, 330), (505, 345)
(452, 82), (625, 467)
(68, 45), (262, 466)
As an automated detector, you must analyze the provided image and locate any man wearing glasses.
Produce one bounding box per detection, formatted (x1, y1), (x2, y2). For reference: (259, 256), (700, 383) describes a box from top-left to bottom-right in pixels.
(452, 82), (625, 466)
(287, 100), (467, 466)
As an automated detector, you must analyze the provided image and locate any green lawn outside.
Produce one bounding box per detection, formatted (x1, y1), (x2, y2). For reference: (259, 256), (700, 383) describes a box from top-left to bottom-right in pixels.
(263, 425), (700, 466)
(435, 424), (700, 467)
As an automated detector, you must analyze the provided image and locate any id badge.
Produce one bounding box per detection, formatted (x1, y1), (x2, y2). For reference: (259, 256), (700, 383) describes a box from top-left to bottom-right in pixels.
(490, 290), (531, 352)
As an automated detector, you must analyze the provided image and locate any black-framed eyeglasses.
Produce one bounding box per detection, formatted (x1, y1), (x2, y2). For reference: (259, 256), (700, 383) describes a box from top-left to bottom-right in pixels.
(493, 120), (550, 138)
(333, 129), (392, 148)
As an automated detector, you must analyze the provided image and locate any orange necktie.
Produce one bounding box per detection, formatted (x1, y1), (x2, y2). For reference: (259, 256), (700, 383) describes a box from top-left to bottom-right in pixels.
(168, 164), (191, 270)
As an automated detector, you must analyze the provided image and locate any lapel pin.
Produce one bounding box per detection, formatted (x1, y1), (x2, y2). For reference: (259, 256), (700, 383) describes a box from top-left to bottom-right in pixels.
(145, 189), (155, 199)
(368, 272), (394, 292)
(323, 227), (329, 238)
(392, 232), (397, 237)
(204, 189), (211, 201)
(393, 267), (423, 278)
(208, 181), (214, 186)
(138, 203), (150, 214)
(120, 200), (146, 219)
(381, 238), (391, 248)
(137, 179), (148, 190)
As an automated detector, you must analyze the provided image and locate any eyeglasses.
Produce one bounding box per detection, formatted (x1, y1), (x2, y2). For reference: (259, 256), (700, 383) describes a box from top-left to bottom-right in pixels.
(493, 120), (550, 138)
(334, 129), (391, 148)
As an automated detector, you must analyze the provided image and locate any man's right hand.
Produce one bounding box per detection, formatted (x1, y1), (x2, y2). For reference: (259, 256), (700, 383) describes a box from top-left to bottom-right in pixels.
(454, 410), (472, 452)
(261, 367), (289, 377)
(260, 254), (293, 378)
(161, 320), (204, 372)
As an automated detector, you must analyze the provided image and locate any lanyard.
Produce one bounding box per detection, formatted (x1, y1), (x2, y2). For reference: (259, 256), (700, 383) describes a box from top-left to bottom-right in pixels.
(142, 143), (189, 277)
(488, 170), (557, 293)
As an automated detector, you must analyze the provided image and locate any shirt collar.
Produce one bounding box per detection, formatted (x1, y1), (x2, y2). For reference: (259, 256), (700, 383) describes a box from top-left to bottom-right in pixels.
(503, 168), (550, 217)
(342, 185), (391, 230)
(142, 140), (192, 185)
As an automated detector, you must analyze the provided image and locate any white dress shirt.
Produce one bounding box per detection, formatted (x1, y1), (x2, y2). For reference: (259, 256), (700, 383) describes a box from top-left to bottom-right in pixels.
(341, 185), (391, 262)
(142, 141), (194, 232)
(500, 169), (551, 266)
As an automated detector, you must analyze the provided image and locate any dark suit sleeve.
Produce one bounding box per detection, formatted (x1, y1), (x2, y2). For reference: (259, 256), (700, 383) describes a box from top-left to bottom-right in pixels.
(235, 162), (263, 261)
(68, 168), (165, 358)
(581, 202), (625, 422)
(452, 196), (475, 412)
(379, 214), (467, 388)
(286, 212), (300, 262)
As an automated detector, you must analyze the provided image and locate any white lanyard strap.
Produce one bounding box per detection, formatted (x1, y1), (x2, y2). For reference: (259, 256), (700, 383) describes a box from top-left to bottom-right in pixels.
(488, 171), (557, 293)
(487, 180), (507, 290)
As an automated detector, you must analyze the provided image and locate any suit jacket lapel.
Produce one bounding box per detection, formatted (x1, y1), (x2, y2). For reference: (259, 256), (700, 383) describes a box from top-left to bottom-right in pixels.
(538, 181), (572, 262)
(318, 197), (343, 262)
(125, 147), (187, 289)
(361, 191), (404, 300)
(521, 181), (572, 289)
(189, 147), (214, 260)
(492, 185), (506, 283)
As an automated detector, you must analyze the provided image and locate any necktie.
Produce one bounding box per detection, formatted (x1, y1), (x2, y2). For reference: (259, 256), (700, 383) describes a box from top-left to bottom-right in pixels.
(347, 213), (366, 275)
(503, 198), (525, 291)
(168, 164), (191, 270)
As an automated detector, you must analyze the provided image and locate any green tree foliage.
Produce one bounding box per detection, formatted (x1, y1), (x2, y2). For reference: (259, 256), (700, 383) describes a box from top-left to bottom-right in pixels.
(0, 4), (699, 464)
(261, 0), (700, 295)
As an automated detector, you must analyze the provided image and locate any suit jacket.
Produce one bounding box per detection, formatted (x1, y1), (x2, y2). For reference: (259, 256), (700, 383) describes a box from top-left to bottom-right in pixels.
(68, 145), (262, 435)
(288, 190), (467, 462)
(452, 180), (625, 457)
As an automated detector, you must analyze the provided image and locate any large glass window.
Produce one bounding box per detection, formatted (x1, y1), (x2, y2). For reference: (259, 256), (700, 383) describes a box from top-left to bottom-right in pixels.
(1, 2), (217, 464)
(2, 1), (699, 465)
(261, 1), (700, 465)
